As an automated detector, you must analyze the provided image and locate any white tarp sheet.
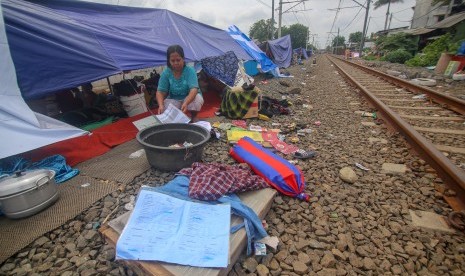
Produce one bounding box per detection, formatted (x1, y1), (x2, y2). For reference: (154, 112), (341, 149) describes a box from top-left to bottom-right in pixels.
(0, 3), (87, 160)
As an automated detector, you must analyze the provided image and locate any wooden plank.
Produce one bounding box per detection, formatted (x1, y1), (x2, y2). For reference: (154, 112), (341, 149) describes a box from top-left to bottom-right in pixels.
(401, 115), (465, 121)
(100, 188), (277, 276)
(414, 126), (465, 135)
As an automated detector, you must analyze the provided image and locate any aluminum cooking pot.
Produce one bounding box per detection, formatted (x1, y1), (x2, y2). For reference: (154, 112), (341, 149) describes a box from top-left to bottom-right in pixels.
(0, 169), (59, 219)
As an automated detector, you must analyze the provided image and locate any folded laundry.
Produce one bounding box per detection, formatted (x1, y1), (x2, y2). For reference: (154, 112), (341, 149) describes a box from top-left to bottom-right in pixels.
(178, 162), (268, 201)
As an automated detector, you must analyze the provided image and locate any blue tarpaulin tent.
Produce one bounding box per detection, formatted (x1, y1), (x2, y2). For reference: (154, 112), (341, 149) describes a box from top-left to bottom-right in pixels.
(2, 0), (252, 100)
(293, 47), (309, 60)
(266, 35), (292, 68)
(0, 0), (253, 160)
(227, 25), (277, 73)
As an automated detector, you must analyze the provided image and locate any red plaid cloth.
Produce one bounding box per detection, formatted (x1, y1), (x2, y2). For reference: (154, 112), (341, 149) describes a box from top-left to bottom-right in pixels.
(178, 162), (268, 201)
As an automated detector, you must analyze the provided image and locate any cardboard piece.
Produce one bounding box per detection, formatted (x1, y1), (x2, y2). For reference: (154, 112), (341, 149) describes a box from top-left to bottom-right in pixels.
(444, 61), (461, 76)
(435, 53), (453, 75)
(242, 96), (259, 119)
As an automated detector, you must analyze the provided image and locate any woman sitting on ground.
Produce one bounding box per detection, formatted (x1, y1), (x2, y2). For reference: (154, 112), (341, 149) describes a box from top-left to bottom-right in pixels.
(156, 45), (204, 122)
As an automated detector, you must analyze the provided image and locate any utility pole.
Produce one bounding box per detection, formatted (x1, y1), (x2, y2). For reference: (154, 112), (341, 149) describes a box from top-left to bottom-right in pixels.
(384, 0), (391, 31)
(271, 0), (275, 39)
(306, 30), (309, 50)
(277, 0), (309, 38)
(335, 28), (340, 55)
(359, 0), (370, 57)
(388, 13), (393, 31)
(278, 0), (283, 37)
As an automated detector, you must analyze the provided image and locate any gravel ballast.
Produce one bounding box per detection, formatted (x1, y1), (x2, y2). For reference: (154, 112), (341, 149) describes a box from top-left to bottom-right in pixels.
(1, 55), (465, 276)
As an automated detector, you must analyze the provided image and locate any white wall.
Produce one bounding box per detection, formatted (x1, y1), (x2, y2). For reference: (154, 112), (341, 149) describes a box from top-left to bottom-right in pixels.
(411, 0), (448, 28)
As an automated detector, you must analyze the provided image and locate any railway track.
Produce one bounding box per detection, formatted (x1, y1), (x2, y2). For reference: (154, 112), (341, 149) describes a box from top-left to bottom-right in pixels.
(327, 55), (465, 212)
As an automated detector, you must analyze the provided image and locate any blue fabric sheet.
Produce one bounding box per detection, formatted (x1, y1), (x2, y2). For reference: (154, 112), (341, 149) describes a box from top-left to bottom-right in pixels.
(0, 155), (79, 183)
(154, 175), (268, 255)
(200, 51), (239, 87)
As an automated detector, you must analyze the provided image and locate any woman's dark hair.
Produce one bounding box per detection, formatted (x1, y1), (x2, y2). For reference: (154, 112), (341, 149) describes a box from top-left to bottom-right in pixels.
(166, 45), (185, 68)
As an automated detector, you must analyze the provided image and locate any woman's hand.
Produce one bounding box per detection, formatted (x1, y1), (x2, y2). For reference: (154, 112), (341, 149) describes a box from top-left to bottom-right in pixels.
(155, 91), (166, 114)
(181, 103), (188, 113)
(158, 105), (164, 114)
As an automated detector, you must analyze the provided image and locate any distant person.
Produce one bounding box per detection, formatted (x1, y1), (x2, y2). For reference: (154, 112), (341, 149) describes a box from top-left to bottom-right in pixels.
(81, 83), (97, 108)
(156, 45), (204, 122)
(55, 87), (84, 113)
(81, 83), (106, 108)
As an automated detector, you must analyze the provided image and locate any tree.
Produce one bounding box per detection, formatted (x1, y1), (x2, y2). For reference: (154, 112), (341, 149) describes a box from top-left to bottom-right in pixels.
(280, 23), (308, 48)
(432, 0), (450, 4)
(375, 33), (417, 54)
(332, 35), (345, 47)
(374, 0), (404, 30)
(249, 19), (274, 42)
(307, 43), (317, 50)
(349, 31), (363, 43)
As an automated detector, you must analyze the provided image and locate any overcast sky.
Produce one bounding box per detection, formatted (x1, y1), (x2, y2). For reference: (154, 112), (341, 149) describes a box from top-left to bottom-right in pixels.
(86, 0), (417, 48)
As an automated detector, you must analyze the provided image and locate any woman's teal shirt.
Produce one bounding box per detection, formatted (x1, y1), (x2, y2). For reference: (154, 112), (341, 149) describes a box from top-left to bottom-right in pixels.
(157, 66), (201, 100)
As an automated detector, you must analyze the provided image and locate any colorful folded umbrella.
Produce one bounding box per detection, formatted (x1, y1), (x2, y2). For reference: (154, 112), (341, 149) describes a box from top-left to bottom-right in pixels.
(230, 137), (310, 201)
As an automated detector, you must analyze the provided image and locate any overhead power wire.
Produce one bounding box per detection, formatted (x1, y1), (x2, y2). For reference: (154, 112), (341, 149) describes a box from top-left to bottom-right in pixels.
(326, 0), (343, 47)
(255, 0), (272, 8)
(341, 3), (365, 32)
(410, 4), (444, 21)
(391, 6), (413, 14)
(392, 15), (411, 23)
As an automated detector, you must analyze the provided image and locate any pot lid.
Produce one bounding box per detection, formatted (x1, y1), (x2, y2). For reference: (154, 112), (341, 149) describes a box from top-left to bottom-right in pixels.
(0, 169), (56, 197)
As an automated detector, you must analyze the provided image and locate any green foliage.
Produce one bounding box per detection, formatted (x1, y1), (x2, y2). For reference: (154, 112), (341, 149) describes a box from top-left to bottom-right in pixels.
(405, 33), (453, 67)
(374, 0), (404, 9)
(349, 32), (362, 43)
(249, 19), (274, 42)
(431, 0), (449, 4)
(280, 23), (309, 48)
(332, 35), (346, 47)
(384, 49), (412, 64)
(307, 43), (317, 50)
(375, 33), (417, 53)
(363, 54), (378, 61)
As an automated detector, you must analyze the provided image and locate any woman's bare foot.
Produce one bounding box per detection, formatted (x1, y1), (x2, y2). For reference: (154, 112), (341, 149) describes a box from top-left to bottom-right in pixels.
(190, 111), (199, 123)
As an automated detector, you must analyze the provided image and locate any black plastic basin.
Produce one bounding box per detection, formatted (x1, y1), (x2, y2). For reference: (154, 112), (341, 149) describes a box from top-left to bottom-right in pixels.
(136, 123), (210, 171)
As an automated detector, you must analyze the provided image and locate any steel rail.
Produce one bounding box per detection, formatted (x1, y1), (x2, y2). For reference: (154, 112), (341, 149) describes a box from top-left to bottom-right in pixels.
(327, 55), (465, 211)
(333, 56), (465, 115)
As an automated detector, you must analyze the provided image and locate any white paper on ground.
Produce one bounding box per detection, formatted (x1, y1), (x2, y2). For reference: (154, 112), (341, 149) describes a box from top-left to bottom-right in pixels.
(116, 187), (231, 268)
(156, 104), (191, 124)
(128, 149), (145, 159)
(192, 121), (212, 132)
(132, 104), (190, 131)
(257, 236), (279, 250)
(132, 115), (161, 131)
